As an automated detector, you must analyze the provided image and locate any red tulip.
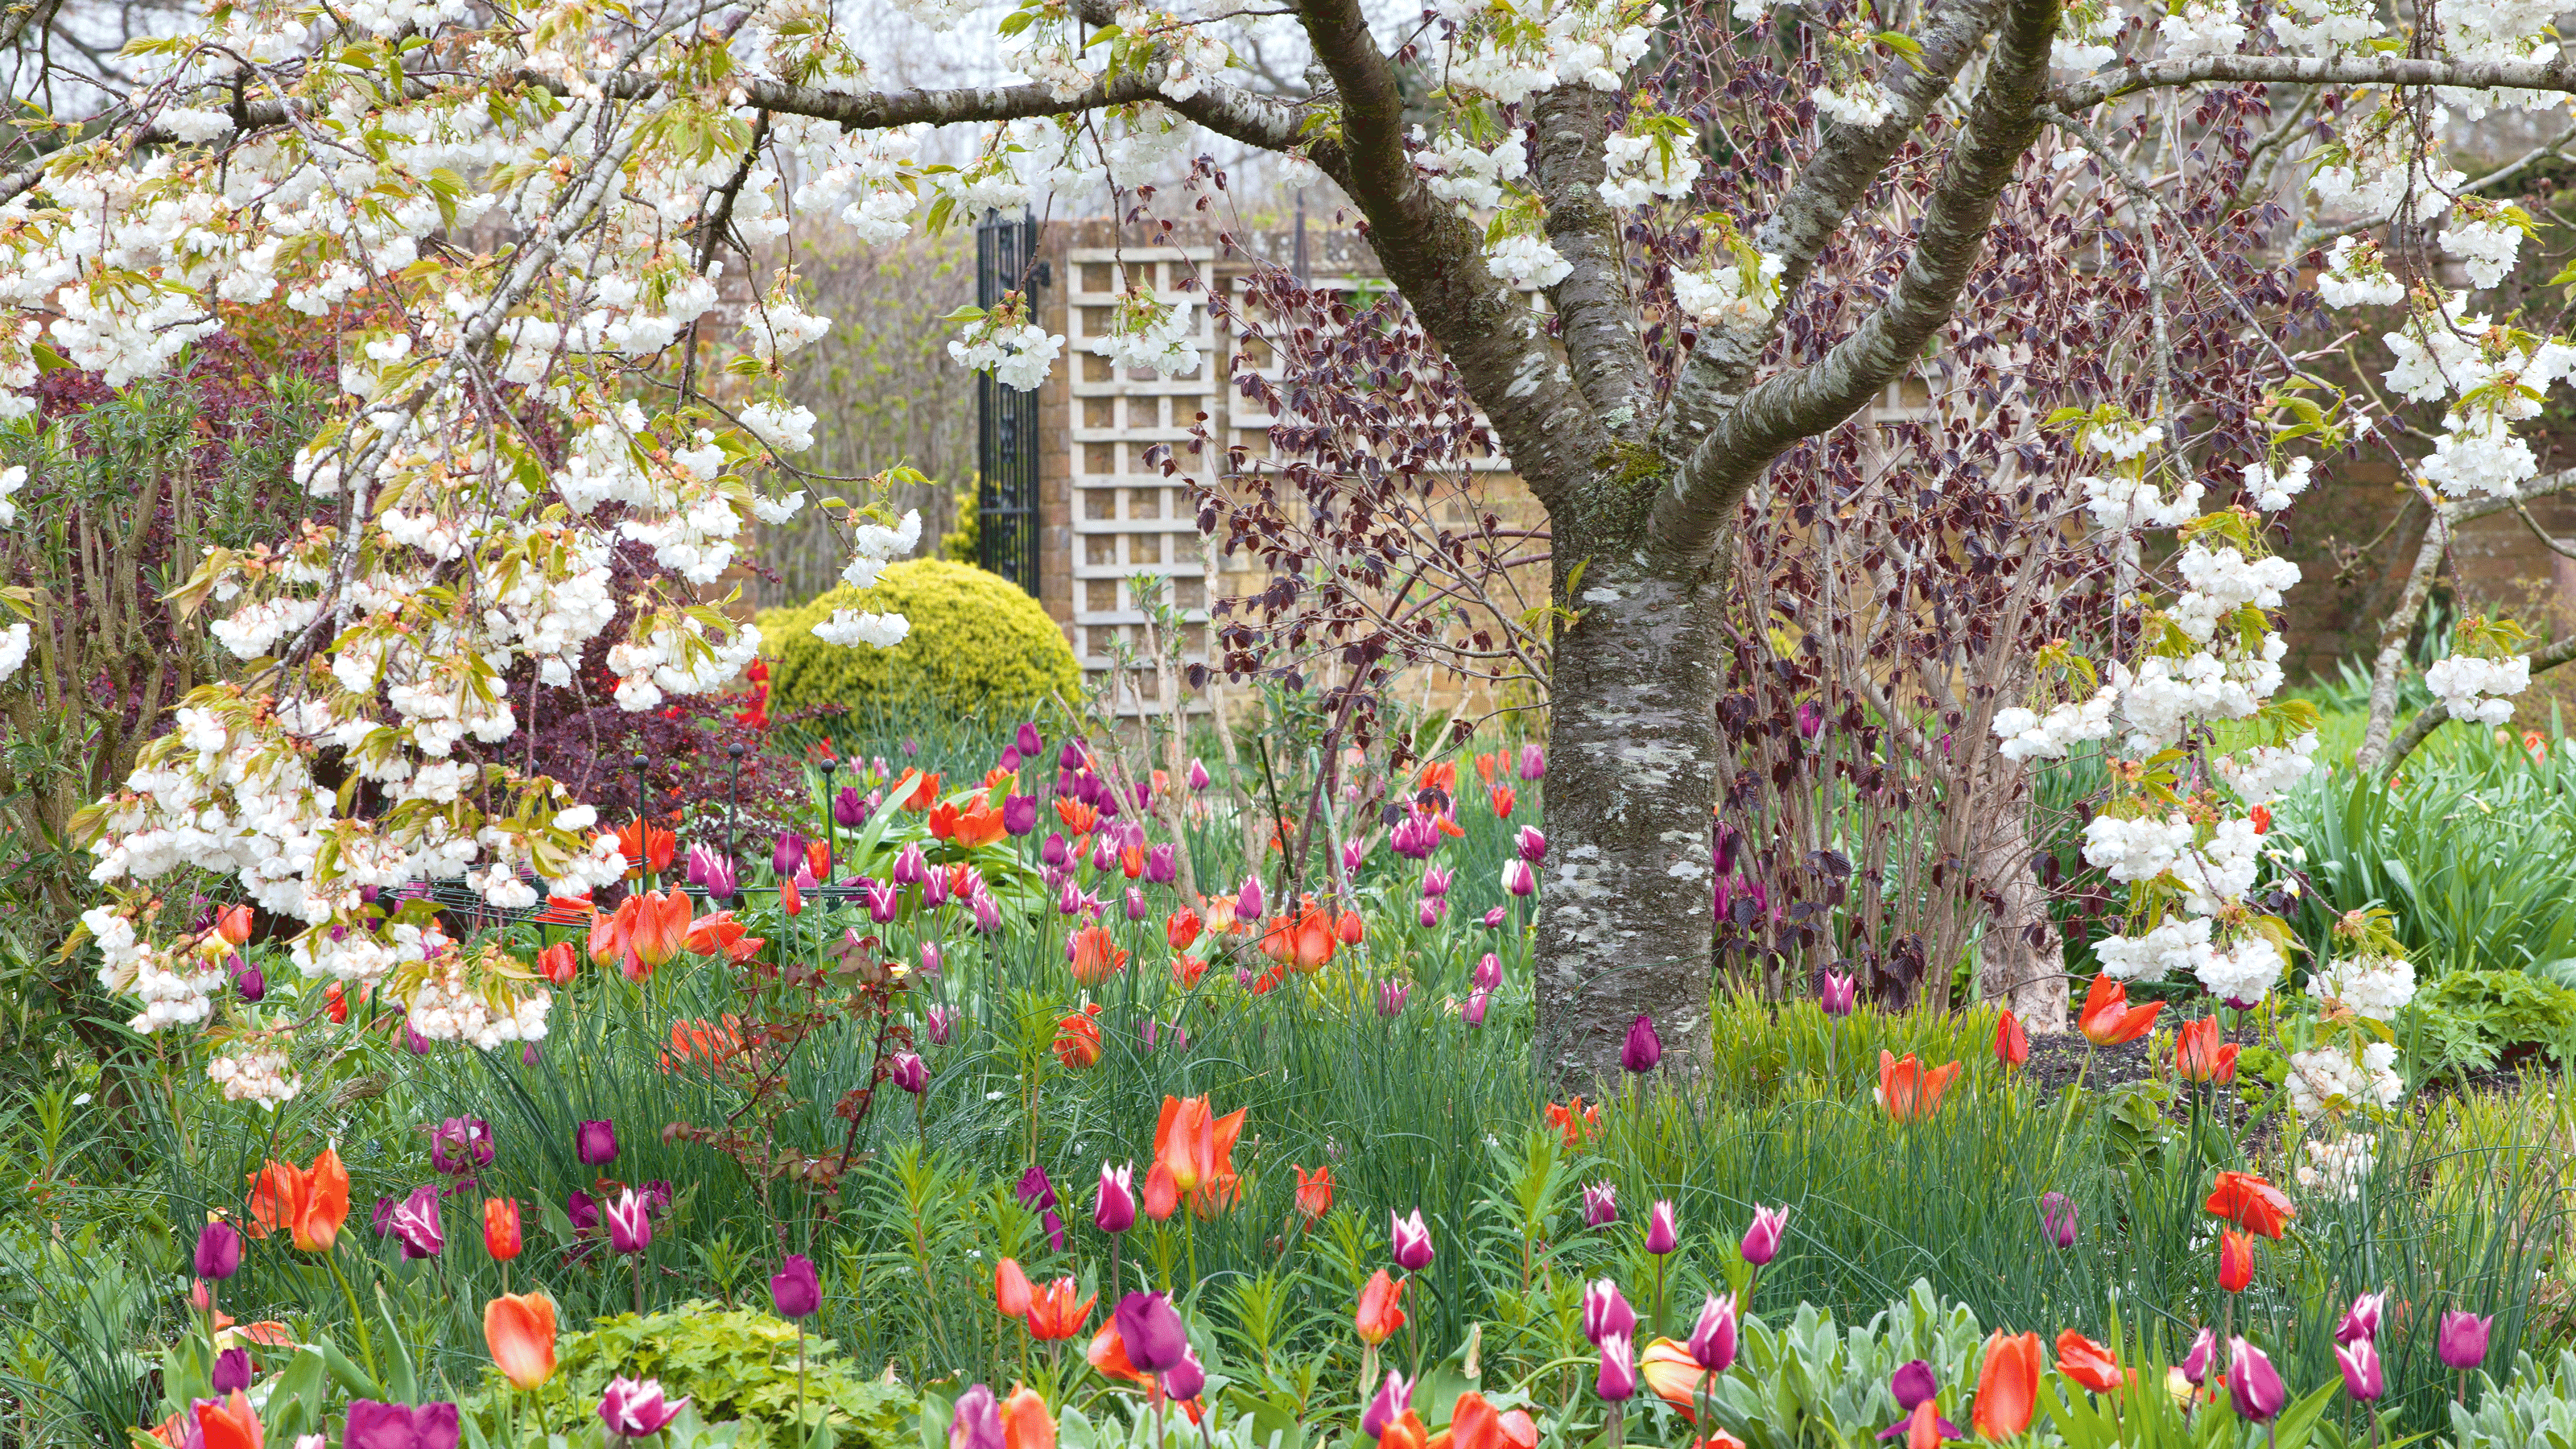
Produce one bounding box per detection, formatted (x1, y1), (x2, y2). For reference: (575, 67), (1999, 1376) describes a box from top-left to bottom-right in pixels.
(1356, 1269), (1406, 1344)
(484, 1291), (557, 1388)
(1294, 1164), (1333, 1221)
(2205, 1170), (2295, 1239)
(1971, 1331), (2041, 1439)
(535, 941), (578, 985)
(2077, 975), (2161, 1046)
(995, 1257), (1034, 1319)
(1026, 1276), (1096, 1341)
(245, 1146), (350, 1252)
(2055, 1331), (2127, 1393)
(2175, 1018), (2240, 1084)
(1166, 909), (1202, 951)
(482, 1197), (522, 1261)
(1993, 1009), (2028, 1069)
(1876, 1051), (1962, 1121)
(2219, 1228), (2255, 1291)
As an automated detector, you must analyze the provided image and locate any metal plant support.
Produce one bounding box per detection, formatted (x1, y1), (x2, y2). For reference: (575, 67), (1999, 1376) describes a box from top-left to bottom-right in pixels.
(975, 208), (1044, 597)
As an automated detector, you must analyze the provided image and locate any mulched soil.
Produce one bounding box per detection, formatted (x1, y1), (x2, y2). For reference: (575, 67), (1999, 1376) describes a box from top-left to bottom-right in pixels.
(2023, 1035), (2156, 1095)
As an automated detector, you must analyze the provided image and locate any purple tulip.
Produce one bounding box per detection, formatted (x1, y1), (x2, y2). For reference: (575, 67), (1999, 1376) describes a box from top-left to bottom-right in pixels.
(892, 844), (929, 887)
(1162, 1346), (1205, 1401)
(1042, 833), (1070, 869)
(194, 1222), (242, 1280)
(1798, 701), (1825, 740)
(599, 1377), (689, 1439)
(1581, 1278), (1637, 1344)
(2337, 1290), (2387, 1345)
(406, 1022), (431, 1056)
(1096, 1162), (1137, 1234)
(1091, 836), (1119, 873)
(1518, 744), (1546, 780)
(1042, 1209), (1067, 1253)
(344, 1401), (460, 1449)
(770, 1253), (821, 1319)
(1187, 758), (1210, 791)
(1058, 740), (1087, 770)
(428, 1117), (493, 1176)
(947, 1385), (1003, 1449)
(1876, 1361), (1963, 1441)
(1343, 840), (1368, 874)
(232, 956), (266, 1002)
(890, 1052), (927, 1094)
(1377, 979), (1411, 1018)
(2226, 1339), (2286, 1422)
(1596, 1331), (1637, 1402)
(210, 1348), (251, 1394)
(1819, 971), (1857, 1017)
(1235, 876), (1264, 923)
(2181, 1327), (2217, 1385)
(1473, 952), (1502, 991)
(1501, 861), (1536, 897)
(772, 832), (806, 878)
(1689, 1292), (1739, 1373)
(1645, 1199), (1678, 1254)
(1363, 1370), (1413, 1439)
(919, 941), (943, 976)
(370, 1195), (396, 1238)
(522, 1042), (541, 1067)
(1113, 1292), (1189, 1372)
(1516, 825), (1546, 863)
(2439, 1311), (2492, 1370)
(390, 1184), (444, 1259)
(1583, 1182), (1618, 1228)
(2039, 1191), (2078, 1249)
(1422, 866), (1453, 898)
(1741, 1204), (1789, 1265)
(2337, 1337), (2384, 1402)
(1002, 795), (1038, 836)
(577, 1120), (618, 1166)
(1390, 814), (1438, 859)
(1016, 1165), (1057, 1213)
(926, 1005), (957, 1045)
(1463, 989), (1492, 1026)
(1418, 900), (1444, 928)
(1391, 1209), (1435, 1270)
(605, 1189), (652, 1255)
(566, 1189), (599, 1236)
(1017, 722), (1045, 758)
(1621, 1013), (1662, 1072)
(972, 892), (1002, 932)
(687, 844), (738, 900)
(1056, 880), (1084, 917)
(1146, 844), (1177, 885)
(1125, 886), (1147, 922)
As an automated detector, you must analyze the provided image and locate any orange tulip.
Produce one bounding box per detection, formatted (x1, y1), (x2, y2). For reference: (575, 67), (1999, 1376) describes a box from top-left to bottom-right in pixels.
(2204, 1170), (2295, 1238)
(995, 1257), (1034, 1319)
(662, 1015), (747, 1071)
(245, 1146), (350, 1252)
(2077, 974), (2162, 1046)
(1054, 1005), (1103, 1069)
(1167, 909), (1203, 952)
(952, 802), (1009, 848)
(2175, 1018), (2240, 1084)
(999, 1386), (1055, 1449)
(1971, 1331), (2041, 1439)
(1070, 927), (1130, 986)
(803, 840), (832, 881)
(1876, 1051), (1963, 1121)
(1901, 1403), (1939, 1449)
(195, 1390), (262, 1449)
(482, 1197), (522, 1261)
(588, 894), (638, 967)
(1419, 762), (1457, 795)
(927, 800), (961, 840)
(780, 874), (803, 917)
(215, 905), (254, 946)
(616, 818), (675, 877)
(1087, 1322), (1154, 1387)
(1489, 785), (1515, 819)
(1154, 1095), (1220, 1194)
(623, 890), (691, 979)
(2219, 1227), (2255, 1291)
(1639, 1338), (1711, 1420)
(484, 1291), (558, 1389)
(1994, 1009), (2029, 1069)
(1428, 1393), (1539, 1449)
(1174, 952), (1208, 990)
(685, 911), (748, 958)
(1382, 1413), (1431, 1449)
(1475, 753), (1498, 785)
(2054, 1330), (2128, 1393)
(1026, 1277), (1096, 1341)
(1337, 910), (1364, 945)
(1546, 1097), (1600, 1147)
(903, 771), (945, 811)
(1055, 797), (1099, 836)
(1141, 1160), (1180, 1221)
(1121, 845), (1146, 879)
(1294, 1164), (1334, 1221)
(535, 940), (578, 985)
(1356, 1269), (1406, 1344)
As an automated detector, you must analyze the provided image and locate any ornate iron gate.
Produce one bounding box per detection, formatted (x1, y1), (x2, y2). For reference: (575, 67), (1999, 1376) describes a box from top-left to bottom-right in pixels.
(975, 208), (1043, 596)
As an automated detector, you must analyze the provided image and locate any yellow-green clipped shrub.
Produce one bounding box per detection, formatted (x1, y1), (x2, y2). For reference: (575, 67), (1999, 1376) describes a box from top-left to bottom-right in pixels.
(758, 559), (1080, 717)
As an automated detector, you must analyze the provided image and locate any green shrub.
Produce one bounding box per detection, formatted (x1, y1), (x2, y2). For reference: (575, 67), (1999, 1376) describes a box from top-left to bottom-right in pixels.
(757, 559), (1080, 719)
(2405, 968), (2576, 1080)
(457, 1302), (914, 1449)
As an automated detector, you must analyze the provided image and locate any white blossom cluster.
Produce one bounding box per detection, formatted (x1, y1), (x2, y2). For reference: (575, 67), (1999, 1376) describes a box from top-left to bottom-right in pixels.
(1090, 291), (1203, 378)
(2287, 1042), (2405, 1116)
(2308, 954), (2417, 1020)
(1992, 687), (2118, 762)
(207, 1046), (300, 1110)
(1598, 128), (1702, 206)
(1487, 233), (1575, 289)
(0, 621), (28, 685)
(2267, 0), (2381, 52)
(2294, 1133), (2377, 1200)
(2241, 456), (2313, 512)
(2157, 0), (2248, 56)
(950, 315), (1065, 392)
(1670, 251), (1786, 332)
(2424, 651), (2531, 725)
(2317, 235), (2406, 309)
(1813, 84), (1894, 128)
(398, 956), (553, 1049)
(815, 508), (923, 649)
(1431, 0), (1662, 101)
(1414, 128), (1534, 213)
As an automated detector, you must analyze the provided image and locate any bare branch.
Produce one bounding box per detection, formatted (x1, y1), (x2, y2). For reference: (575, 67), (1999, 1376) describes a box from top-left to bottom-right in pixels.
(2058, 50), (2576, 109)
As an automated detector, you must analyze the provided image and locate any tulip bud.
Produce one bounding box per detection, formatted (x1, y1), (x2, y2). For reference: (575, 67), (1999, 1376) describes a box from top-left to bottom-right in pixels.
(194, 1221), (243, 1280)
(577, 1120), (619, 1165)
(1596, 1331), (1637, 1402)
(1621, 1013), (1662, 1073)
(771, 1253), (821, 1319)
(1162, 1347), (1205, 1402)
(1463, 989), (1492, 1026)
(483, 1197), (522, 1261)
(1003, 795), (1038, 836)
(2337, 1290), (2386, 1345)
(2336, 1337), (2384, 1402)
(211, 1348), (252, 1394)
(1583, 1182), (1617, 1228)
(773, 832), (806, 878)
(832, 786), (868, 828)
(1018, 722), (1045, 758)
(1580, 1278), (1637, 1344)
(1740, 1204), (1788, 1265)
(1042, 833), (1070, 869)
(1187, 758), (1210, 791)
(2039, 1191), (2077, 1249)
(920, 942), (943, 977)
(2226, 1339), (2287, 1422)
(1480, 906), (1505, 928)
(1819, 970), (1857, 1017)
(890, 1053), (928, 1094)
(1645, 1199), (1678, 1255)
(2439, 1311), (2492, 1371)
(1418, 900), (1442, 928)
(2181, 1328), (2217, 1385)
(1688, 1292), (1739, 1373)
(1390, 1208), (1435, 1270)
(1236, 876), (1264, 923)
(1096, 1162), (1137, 1234)
(231, 955), (266, 1002)
(190, 1278), (213, 1312)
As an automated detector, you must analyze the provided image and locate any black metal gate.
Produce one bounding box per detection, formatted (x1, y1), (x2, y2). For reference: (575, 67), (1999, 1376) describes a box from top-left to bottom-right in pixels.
(976, 208), (1043, 597)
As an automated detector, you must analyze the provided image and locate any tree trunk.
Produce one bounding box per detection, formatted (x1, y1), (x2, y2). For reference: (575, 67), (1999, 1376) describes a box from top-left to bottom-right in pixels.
(1972, 767), (2070, 1032)
(1532, 545), (1728, 1085)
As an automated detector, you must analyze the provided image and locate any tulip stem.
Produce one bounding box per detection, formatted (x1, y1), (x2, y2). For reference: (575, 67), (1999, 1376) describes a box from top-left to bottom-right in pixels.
(324, 1246), (380, 1385)
(1606, 1402), (1624, 1449)
(633, 1252), (645, 1316)
(795, 1323), (810, 1449)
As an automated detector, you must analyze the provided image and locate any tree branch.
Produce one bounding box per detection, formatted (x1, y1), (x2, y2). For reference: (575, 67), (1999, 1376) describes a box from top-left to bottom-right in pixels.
(1657, 0), (2008, 452)
(2058, 51), (2576, 109)
(1650, 0), (2062, 567)
(2383, 630), (2576, 770)
(1532, 85), (1652, 440)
